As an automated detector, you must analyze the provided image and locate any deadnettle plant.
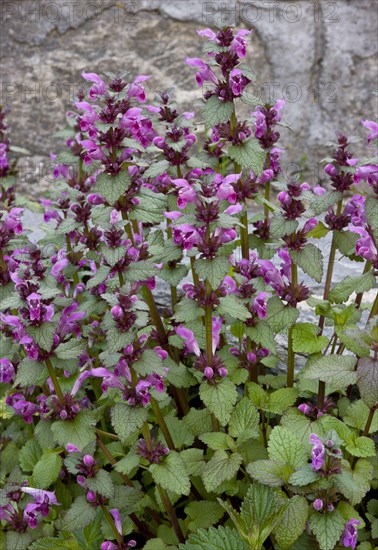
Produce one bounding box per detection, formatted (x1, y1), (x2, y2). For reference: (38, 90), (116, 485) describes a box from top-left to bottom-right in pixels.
(0, 25), (377, 550)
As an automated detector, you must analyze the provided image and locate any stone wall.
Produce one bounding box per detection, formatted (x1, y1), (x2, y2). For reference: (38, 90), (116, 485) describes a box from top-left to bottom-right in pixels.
(0, 0), (377, 197)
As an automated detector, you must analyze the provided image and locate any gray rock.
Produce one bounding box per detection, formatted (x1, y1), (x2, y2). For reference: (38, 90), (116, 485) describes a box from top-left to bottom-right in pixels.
(1, 0), (377, 197)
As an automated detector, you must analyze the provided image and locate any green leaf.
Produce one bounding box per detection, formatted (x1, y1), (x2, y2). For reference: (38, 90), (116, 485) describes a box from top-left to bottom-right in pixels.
(55, 339), (87, 360)
(288, 465), (320, 486)
(144, 160), (171, 179)
(218, 294), (251, 321)
(126, 261), (158, 282)
(62, 496), (97, 531)
(292, 323), (328, 354)
(183, 408), (213, 438)
(174, 298), (203, 322)
(29, 536), (81, 550)
(202, 96), (234, 129)
(336, 325), (371, 357)
(273, 496), (308, 549)
(19, 439), (42, 472)
(185, 501), (225, 532)
(334, 230), (358, 256)
(329, 271), (376, 303)
(311, 191), (342, 215)
(266, 297), (299, 331)
(310, 510), (345, 550)
(131, 188), (166, 223)
(229, 398), (259, 440)
(199, 378), (238, 426)
(14, 359), (46, 388)
(345, 436), (375, 458)
(86, 469), (114, 498)
(357, 357), (378, 408)
(150, 451), (190, 496)
(179, 526), (248, 550)
(199, 432), (235, 450)
(202, 450), (243, 492)
(247, 460), (292, 486)
(307, 221), (329, 239)
(164, 416), (195, 449)
(32, 451), (62, 489)
(86, 265), (111, 290)
(344, 400), (378, 434)
(106, 326), (134, 353)
(133, 349), (164, 376)
(181, 448), (206, 477)
(114, 454), (140, 476)
(27, 323), (56, 352)
(268, 427), (308, 470)
(290, 244), (323, 283)
(96, 171), (130, 204)
(302, 355), (357, 388)
(335, 458), (373, 505)
(228, 138), (266, 174)
(51, 411), (96, 451)
(111, 403), (148, 442)
(267, 387), (299, 415)
(270, 215), (298, 239)
(366, 196), (378, 241)
(194, 256), (230, 289)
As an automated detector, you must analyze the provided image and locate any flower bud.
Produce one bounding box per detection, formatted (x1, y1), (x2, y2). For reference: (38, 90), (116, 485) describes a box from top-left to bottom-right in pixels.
(60, 409), (68, 420)
(313, 499), (323, 511)
(77, 475), (86, 487)
(204, 367), (214, 379)
(83, 454), (95, 467)
(87, 490), (96, 502)
(327, 503), (335, 512)
(218, 367), (228, 377)
(111, 305), (123, 319)
(326, 439), (334, 448)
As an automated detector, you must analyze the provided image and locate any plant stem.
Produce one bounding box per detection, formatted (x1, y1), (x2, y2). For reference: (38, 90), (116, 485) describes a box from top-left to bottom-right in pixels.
(368, 291), (378, 320)
(287, 263), (298, 388)
(45, 358), (64, 405)
(318, 199), (343, 334)
(95, 428), (119, 441)
(355, 261), (372, 309)
(157, 485), (185, 543)
(205, 281), (213, 367)
(264, 181), (271, 222)
(317, 199), (343, 408)
(240, 209), (249, 260)
(363, 406), (377, 437)
(142, 286), (167, 345)
(190, 256), (199, 285)
(101, 505), (123, 545)
(150, 397), (176, 450)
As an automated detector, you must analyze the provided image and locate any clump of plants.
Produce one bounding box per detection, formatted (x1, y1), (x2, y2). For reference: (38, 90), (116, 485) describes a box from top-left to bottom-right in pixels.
(0, 25), (377, 550)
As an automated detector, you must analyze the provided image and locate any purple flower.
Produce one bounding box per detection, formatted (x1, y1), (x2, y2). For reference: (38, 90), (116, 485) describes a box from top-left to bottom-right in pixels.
(349, 226), (378, 265)
(172, 178), (198, 208)
(229, 68), (250, 97)
(252, 291), (270, 319)
(230, 29), (251, 58)
(212, 317), (223, 354)
(353, 164), (378, 187)
(81, 71), (107, 99)
(0, 358), (15, 383)
(309, 433), (325, 471)
(342, 519), (361, 549)
(185, 57), (218, 87)
(313, 499), (323, 511)
(362, 119), (378, 143)
(175, 325), (201, 356)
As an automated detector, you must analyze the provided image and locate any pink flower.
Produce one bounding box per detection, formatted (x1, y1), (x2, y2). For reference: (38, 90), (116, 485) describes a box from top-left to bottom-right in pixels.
(342, 519), (361, 549)
(175, 325), (201, 356)
(349, 226), (378, 264)
(252, 292), (270, 319)
(229, 68), (250, 97)
(310, 433), (325, 471)
(81, 71), (107, 99)
(212, 317), (223, 354)
(230, 29), (251, 58)
(185, 57), (218, 87)
(362, 119), (378, 143)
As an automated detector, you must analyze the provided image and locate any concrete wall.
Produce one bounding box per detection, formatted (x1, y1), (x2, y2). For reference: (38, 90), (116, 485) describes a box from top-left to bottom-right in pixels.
(1, 0), (377, 197)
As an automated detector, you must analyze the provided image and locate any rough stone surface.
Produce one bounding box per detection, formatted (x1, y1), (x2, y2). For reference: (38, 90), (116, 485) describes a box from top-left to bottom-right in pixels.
(0, 0), (377, 197)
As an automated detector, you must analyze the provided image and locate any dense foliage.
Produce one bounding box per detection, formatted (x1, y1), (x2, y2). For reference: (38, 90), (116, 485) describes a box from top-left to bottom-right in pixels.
(0, 25), (377, 550)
